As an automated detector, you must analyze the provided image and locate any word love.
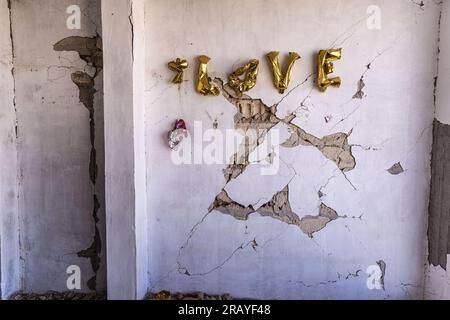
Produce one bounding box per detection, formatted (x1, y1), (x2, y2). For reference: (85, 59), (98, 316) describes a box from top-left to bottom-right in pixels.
(167, 49), (342, 96)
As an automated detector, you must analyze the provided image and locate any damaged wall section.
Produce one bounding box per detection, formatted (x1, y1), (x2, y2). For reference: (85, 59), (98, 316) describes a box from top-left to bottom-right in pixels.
(8, 0), (106, 293)
(54, 35), (104, 291)
(0, 0), (20, 299)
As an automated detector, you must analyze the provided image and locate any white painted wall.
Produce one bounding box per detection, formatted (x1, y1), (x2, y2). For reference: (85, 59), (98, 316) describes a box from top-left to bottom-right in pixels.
(145, 0), (441, 299)
(0, 0), (20, 299)
(7, 0), (105, 293)
(425, 0), (450, 301)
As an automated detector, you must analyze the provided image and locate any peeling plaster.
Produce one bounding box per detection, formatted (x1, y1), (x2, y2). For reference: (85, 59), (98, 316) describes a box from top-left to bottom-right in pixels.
(204, 76), (357, 239)
(219, 83), (279, 133)
(209, 187), (341, 238)
(299, 203), (340, 238)
(7, 0), (18, 141)
(387, 162), (405, 175)
(217, 79), (280, 182)
(410, 0), (426, 11)
(353, 77), (366, 99)
(215, 78), (357, 183)
(433, 6), (443, 109)
(290, 269), (363, 289)
(377, 260), (387, 290)
(128, 4), (134, 61)
(351, 50), (390, 101)
(53, 36), (103, 291)
(208, 190), (255, 220)
(258, 186), (300, 227)
(145, 0), (441, 299)
(53, 36), (102, 74)
(2, 0), (21, 298)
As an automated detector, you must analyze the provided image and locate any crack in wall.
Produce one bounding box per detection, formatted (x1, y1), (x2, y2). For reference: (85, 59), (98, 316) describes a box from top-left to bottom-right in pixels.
(53, 36), (103, 291)
(433, 5), (443, 111)
(209, 187), (341, 238)
(351, 50), (390, 101)
(6, 1), (15, 126)
(54, 36), (102, 76)
(128, 4), (134, 61)
(377, 260), (387, 290)
(198, 76), (359, 245)
(176, 212), (212, 276)
(318, 174), (337, 199)
(282, 125), (356, 172)
(7, 0), (25, 292)
(288, 269), (362, 289)
(7, 0), (17, 137)
(215, 78), (357, 182)
(208, 190), (255, 220)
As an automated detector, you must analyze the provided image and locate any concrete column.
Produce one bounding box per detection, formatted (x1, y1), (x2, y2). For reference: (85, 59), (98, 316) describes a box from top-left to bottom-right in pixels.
(102, 0), (148, 300)
(0, 0), (20, 299)
(425, 0), (450, 300)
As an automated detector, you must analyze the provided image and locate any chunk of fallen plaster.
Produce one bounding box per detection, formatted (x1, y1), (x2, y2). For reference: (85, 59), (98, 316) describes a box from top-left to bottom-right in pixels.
(258, 186), (301, 226)
(210, 187), (340, 238)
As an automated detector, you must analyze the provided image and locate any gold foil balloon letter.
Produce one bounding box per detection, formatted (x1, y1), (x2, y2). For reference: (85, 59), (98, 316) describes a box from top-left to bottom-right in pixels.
(228, 59), (260, 95)
(317, 49), (342, 92)
(266, 52), (301, 94)
(168, 58), (189, 84)
(196, 55), (220, 96)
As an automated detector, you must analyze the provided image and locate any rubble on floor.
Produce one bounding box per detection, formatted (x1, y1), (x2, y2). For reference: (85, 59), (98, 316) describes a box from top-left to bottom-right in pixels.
(146, 291), (233, 300)
(10, 291), (106, 300)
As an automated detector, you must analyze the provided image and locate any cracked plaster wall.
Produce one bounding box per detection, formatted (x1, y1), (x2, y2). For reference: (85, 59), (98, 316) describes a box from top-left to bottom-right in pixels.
(0, 0), (20, 299)
(5, 0), (106, 293)
(425, 0), (450, 301)
(145, 0), (441, 300)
